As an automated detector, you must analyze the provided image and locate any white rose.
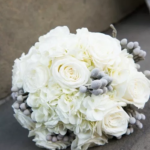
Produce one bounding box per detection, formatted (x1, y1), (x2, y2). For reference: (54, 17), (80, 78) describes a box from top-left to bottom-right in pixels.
(89, 33), (121, 70)
(102, 106), (129, 137)
(12, 46), (50, 91)
(75, 28), (121, 70)
(80, 95), (117, 121)
(29, 128), (70, 150)
(123, 72), (150, 108)
(52, 56), (90, 89)
(13, 109), (35, 130)
(23, 63), (49, 93)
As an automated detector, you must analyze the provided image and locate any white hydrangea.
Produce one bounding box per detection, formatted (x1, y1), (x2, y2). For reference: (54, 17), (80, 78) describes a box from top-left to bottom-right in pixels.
(56, 93), (84, 124)
(29, 127), (70, 150)
(13, 109), (35, 130)
(80, 94), (118, 121)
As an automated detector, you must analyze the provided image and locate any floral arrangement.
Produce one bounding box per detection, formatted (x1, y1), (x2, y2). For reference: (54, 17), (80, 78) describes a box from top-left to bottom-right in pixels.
(11, 26), (150, 150)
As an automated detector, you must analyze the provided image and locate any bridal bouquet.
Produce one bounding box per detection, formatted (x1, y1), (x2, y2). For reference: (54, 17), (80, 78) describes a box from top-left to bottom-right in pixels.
(11, 26), (150, 150)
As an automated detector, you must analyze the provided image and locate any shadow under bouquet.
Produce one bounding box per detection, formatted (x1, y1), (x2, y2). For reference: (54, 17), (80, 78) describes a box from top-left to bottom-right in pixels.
(11, 25), (150, 150)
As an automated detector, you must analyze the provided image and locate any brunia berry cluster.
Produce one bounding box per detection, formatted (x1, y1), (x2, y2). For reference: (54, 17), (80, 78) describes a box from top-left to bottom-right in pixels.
(11, 26), (150, 150)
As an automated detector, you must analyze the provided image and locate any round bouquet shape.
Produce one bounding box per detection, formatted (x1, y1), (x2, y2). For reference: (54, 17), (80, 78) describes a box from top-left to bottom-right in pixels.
(11, 26), (150, 150)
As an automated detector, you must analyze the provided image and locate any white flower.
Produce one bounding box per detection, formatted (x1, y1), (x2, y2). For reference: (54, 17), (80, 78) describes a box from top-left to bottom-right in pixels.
(102, 106), (129, 137)
(67, 28), (93, 69)
(123, 72), (150, 108)
(39, 26), (70, 41)
(13, 109), (35, 130)
(75, 28), (121, 70)
(23, 63), (49, 93)
(80, 95), (117, 121)
(27, 92), (41, 108)
(31, 106), (56, 123)
(12, 58), (24, 89)
(45, 121), (70, 136)
(29, 128), (70, 150)
(108, 50), (137, 86)
(52, 56), (90, 89)
(56, 93), (84, 124)
(37, 26), (74, 58)
(71, 130), (107, 150)
(12, 46), (50, 92)
(40, 78), (63, 105)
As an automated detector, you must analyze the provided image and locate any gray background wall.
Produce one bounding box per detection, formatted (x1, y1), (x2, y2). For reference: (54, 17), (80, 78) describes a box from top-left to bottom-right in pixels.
(0, 0), (143, 99)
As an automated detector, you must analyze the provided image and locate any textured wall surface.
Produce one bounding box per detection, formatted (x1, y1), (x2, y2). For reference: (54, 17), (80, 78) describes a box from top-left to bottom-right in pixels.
(0, 4), (150, 150)
(0, 0), (143, 99)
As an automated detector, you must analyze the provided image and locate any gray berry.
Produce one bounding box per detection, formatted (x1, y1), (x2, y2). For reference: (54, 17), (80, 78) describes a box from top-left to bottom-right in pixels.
(91, 80), (102, 89)
(92, 89), (103, 96)
(20, 103), (27, 110)
(107, 86), (113, 91)
(136, 120), (143, 129)
(63, 136), (69, 142)
(141, 114), (146, 120)
(14, 92), (19, 98)
(57, 135), (63, 141)
(17, 95), (23, 102)
(127, 42), (134, 49)
(52, 136), (57, 142)
(91, 68), (99, 78)
(97, 72), (106, 79)
(23, 109), (30, 116)
(13, 102), (20, 109)
(138, 50), (145, 57)
(130, 128), (134, 133)
(134, 42), (139, 48)
(120, 39), (127, 46)
(102, 76), (113, 83)
(46, 135), (52, 141)
(18, 89), (24, 95)
(135, 64), (140, 69)
(142, 51), (146, 57)
(144, 70), (150, 77)
(138, 50), (146, 58)
(133, 48), (140, 55)
(103, 87), (108, 93)
(101, 79), (108, 87)
(11, 86), (18, 92)
(79, 86), (87, 93)
(11, 93), (16, 100)
(129, 117), (136, 124)
(126, 129), (130, 135)
(136, 113), (142, 120)
(117, 136), (122, 139)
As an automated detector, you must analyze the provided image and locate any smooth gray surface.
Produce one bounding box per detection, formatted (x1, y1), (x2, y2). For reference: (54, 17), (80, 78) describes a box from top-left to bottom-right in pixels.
(0, 5), (150, 150)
